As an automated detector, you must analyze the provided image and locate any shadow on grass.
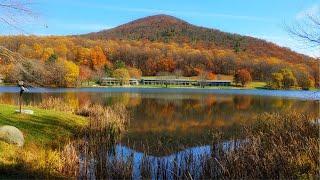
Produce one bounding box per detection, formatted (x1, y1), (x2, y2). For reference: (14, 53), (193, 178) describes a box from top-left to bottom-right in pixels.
(0, 165), (64, 179)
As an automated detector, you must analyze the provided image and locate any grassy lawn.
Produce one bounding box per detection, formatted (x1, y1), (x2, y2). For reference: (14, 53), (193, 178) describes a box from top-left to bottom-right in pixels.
(0, 104), (88, 178)
(0, 105), (87, 145)
(79, 81), (100, 87)
(97, 81), (267, 90)
(246, 81), (267, 89)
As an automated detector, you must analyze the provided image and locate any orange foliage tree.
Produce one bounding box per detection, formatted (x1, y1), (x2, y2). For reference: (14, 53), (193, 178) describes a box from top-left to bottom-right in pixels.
(79, 66), (93, 85)
(234, 69), (252, 87)
(90, 46), (107, 70)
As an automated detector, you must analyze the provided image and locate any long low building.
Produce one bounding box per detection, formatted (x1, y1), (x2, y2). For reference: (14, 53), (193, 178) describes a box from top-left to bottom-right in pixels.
(141, 79), (231, 86)
(101, 77), (231, 87)
(101, 77), (139, 86)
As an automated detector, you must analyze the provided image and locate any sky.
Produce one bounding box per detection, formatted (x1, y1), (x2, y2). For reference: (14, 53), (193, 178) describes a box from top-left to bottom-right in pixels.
(1, 0), (319, 57)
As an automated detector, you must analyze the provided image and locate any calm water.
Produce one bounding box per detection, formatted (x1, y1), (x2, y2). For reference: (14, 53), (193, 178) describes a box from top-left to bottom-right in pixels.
(0, 87), (319, 177)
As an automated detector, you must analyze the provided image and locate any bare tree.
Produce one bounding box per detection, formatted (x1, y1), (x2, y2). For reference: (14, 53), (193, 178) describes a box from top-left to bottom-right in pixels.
(287, 14), (320, 47)
(0, 0), (34, 31)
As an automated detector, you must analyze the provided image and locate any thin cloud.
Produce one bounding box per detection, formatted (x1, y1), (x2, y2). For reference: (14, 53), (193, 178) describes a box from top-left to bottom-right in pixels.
(296, 4), (320, 19)
(77, 3), (274, 23)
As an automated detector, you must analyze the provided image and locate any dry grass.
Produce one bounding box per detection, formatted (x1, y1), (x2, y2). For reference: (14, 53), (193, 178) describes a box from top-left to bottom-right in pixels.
(0, 100), (130, 179)
(2, 97), (318, 179)
(52, 111), (319, 179)
(38, 97), (75, 113)
(135, 112), (319, 179)
(74, 103), (130, 179)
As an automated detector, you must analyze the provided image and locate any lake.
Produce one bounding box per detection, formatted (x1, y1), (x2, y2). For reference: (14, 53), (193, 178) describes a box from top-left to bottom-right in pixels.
(0, 87), (319, 178)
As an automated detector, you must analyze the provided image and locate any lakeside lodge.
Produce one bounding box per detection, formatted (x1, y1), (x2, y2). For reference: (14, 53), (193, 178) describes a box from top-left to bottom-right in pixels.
(101, 77), (231, 87)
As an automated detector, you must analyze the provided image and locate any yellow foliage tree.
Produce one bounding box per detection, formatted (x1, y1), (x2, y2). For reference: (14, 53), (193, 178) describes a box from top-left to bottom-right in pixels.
(57, 60), (79, 87)
(128, 67), (142, 79)
(55, 43), (68, 59)
(113, 68), (130, 85)
(42, 48), (54, 61)
(33, 43), (43, 59)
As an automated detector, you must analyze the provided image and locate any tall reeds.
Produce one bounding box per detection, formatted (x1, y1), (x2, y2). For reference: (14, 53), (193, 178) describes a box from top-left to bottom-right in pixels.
(18, 98), (319, 179)
(132, 112), (319, 179)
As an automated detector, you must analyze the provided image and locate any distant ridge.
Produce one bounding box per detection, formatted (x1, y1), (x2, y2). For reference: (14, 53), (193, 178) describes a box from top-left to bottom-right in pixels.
(81, 14), (311, 62)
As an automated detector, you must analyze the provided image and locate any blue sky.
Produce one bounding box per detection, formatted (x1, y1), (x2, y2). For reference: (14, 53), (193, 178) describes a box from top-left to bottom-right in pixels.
(1, 0), (319, 56)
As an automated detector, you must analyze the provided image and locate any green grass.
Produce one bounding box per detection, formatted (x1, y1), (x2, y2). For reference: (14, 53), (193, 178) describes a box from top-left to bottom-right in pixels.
(0, 104), (87, 145)
(96, 83), (264, 90)
(0, 104), (88, 178)
(246, 81), (267, 89)
(79, 81), (100, 87)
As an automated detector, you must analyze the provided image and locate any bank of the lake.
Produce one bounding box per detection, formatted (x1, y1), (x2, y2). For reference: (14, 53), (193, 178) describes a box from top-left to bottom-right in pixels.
(0, 104), (87, 178)
(1, 103), (317, 179)
(1, 85), (319, 100)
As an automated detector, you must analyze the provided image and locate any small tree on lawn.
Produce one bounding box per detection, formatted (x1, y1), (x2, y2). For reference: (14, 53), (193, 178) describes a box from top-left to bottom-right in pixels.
(280, 69), (297, 89)
(128, 67), (142, 79)
(295, 70), (314, 90)
(269, 72), (284, 89)
(234, 69), (252, 87)
(113, 68), (130, 86)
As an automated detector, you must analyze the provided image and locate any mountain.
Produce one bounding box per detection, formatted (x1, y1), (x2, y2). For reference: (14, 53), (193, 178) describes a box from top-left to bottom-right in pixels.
(81, 14), (312, 62)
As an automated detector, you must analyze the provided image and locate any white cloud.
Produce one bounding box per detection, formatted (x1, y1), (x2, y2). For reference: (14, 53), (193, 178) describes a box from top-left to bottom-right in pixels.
(296, 4), (320, 19)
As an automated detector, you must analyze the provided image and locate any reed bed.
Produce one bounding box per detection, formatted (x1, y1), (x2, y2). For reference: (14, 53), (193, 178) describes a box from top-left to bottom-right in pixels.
(69, 111), (318, 179)
(6, 98), (131, 179)
(130, 112), (319, 179)
(10, 97), (318, 179)
(65, 103), (131, 179)
(38, 97), (75, 113)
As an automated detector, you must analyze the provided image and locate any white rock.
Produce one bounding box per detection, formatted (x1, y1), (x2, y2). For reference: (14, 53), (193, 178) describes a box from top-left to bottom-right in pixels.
(0, 125), (25, 147)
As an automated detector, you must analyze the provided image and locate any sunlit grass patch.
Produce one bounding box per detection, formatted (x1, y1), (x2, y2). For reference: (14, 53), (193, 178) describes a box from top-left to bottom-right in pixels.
(0, 104), (88, 178)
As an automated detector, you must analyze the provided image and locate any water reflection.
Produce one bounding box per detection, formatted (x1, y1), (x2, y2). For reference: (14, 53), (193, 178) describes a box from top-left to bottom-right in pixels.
(0, 89), (318, 156)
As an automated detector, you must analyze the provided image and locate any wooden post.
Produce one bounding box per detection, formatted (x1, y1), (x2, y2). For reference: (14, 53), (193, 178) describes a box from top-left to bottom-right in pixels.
(19, 93), (22, 113)
(18, 81), (25, 113)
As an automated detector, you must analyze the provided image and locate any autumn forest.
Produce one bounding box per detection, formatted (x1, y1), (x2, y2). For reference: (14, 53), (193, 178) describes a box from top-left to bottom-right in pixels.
(0, 15), (318, 88)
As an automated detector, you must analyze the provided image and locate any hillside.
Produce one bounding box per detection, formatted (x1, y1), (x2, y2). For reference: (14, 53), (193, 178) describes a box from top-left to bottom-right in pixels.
(82, 14), (312, 63)
(0, 15), (318, 88)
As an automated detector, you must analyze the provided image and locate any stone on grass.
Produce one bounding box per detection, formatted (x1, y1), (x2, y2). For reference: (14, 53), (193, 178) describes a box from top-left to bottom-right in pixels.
(0, 125), (25, 147)
(15, 109), (34, 115)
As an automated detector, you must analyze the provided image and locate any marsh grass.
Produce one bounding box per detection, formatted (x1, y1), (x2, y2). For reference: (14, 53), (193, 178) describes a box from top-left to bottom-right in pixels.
(61, 103), (131, 179)
(1, 98), (318, 179)
(38, 97), (75, 113)
(0, 101), (130, 179)
(131, 112), (319, 179)
(73, 111), (318, 179)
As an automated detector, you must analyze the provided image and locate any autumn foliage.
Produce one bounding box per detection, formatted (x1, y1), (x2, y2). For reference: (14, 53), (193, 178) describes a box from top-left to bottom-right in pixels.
(234, 69), (252, 87)
(0, 22), (318, 88)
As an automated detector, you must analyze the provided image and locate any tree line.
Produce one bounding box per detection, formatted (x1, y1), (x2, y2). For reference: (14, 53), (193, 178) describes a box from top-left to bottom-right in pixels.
(0, 36), (318, 89)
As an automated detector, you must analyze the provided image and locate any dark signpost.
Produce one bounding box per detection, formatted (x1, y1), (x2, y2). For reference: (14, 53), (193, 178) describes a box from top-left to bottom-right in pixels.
(18, 81), (27, 113)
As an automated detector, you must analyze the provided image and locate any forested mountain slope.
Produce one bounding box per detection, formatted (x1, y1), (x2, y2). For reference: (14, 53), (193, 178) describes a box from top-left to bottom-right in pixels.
(0, 15), (318, 88)
(82, 14), (312, 63)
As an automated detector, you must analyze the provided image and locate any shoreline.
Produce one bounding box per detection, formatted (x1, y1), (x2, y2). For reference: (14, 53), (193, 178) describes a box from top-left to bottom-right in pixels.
(0, 85), (319, 100)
